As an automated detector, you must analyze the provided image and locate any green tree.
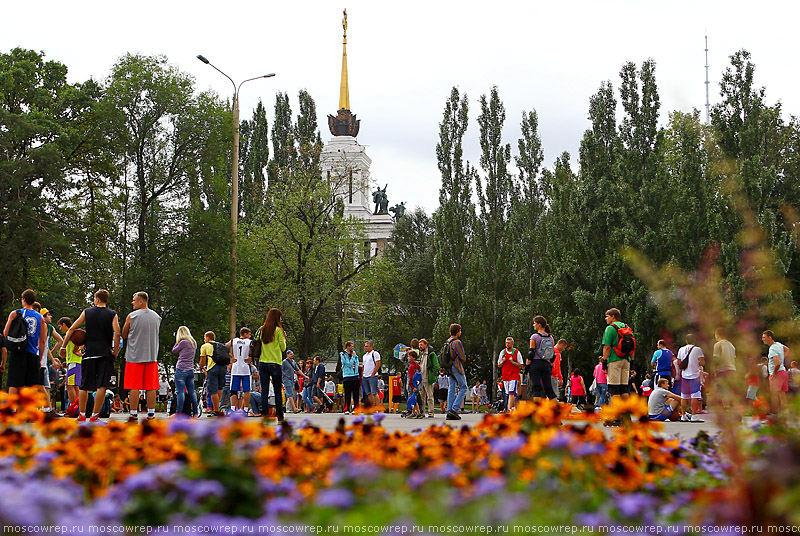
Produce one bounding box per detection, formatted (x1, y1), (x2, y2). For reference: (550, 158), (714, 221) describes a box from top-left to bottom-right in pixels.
(241, 90), (369, 359)
(239, 99), (269, 221)
(102, 53), (232, 370)
(433, 87), (476, 339)
(0, 48), (109, 311)
(508, 109), (545, 334)
(267, 92), (294, 192)
(471, 86), (515, 384)
(352, 208), (439, 367)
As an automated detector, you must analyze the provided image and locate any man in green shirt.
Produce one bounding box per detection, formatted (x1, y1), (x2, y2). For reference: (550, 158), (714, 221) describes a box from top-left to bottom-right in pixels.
(602, 308), (634, 400)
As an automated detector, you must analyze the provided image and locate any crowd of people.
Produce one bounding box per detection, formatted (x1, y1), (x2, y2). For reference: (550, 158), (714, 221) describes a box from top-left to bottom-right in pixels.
(0, 290), (796, 424)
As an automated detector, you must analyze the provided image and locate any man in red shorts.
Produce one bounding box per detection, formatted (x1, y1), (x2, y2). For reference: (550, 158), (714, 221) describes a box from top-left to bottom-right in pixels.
(122, 292), (161, 422)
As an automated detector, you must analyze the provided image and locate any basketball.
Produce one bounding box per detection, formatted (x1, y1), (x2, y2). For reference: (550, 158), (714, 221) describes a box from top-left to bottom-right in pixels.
(70, 329), (87, 347)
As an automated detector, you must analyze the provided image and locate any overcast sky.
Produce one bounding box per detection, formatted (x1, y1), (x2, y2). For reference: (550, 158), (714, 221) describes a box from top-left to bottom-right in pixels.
(4, 1), (799, 214)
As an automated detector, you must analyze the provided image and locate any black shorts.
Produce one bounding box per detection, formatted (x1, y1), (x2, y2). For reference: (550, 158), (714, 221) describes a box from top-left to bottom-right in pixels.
(81, 356), (117, 391)
(158, 395), (168, 403)
(207, 365), (226, 393)
(8, 351), (41, 388)
(438, 388), (448, 402)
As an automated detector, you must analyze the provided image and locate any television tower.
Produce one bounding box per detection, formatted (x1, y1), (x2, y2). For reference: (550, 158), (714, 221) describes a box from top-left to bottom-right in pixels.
(705, 34), (710, 124)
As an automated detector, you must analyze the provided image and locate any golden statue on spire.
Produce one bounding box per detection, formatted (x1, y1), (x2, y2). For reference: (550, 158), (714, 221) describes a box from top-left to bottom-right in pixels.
(338, 8), (350, 111)
(328, 7), (360, 137)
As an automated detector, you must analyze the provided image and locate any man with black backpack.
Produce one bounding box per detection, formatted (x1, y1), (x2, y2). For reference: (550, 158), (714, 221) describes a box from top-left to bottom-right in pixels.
(199, 330), (230, 417)
(601, 308), (636, 402)
(3, 289), (47, 395)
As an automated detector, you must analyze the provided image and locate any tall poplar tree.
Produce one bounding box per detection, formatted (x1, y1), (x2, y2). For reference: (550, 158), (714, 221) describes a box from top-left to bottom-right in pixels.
(267, 92), (294, 192)
(239, 99), (269, 221)
(510, 109), (545, 317)
(472, 86), (515, 384)
(433, 87), (475, 339)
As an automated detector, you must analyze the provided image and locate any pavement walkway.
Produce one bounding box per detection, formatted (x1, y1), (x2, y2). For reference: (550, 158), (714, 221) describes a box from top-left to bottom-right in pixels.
(107, 409), (721, 438)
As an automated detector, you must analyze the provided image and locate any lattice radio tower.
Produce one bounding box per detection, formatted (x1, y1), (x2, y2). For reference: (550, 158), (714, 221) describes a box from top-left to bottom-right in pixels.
(705, 34), (711, 124)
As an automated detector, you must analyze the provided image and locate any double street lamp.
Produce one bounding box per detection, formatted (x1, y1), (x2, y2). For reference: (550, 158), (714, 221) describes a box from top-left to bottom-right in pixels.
(197, 54), (275, 340)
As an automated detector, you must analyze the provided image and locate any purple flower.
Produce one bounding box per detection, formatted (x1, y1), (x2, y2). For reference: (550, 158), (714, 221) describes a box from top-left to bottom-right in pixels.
(486, 493), (528, 523)
(329, 458), (379, 484)
(373, 412), (386, 424)
(177, 478), (225, 505)
(90, 497), (123, 522)
(277, 421), (294, 440)
(615, 493), (658, 518)
(316, 488), (355, 509)
(298, 418), (313, 429)
(429, 462), (460, 479)
(121, 470), (160, 492)
(570, 441), (607, 457)
(258, 476), (295, 495)
(471, 476), (506, 498)
(407, 470), (430, 489)
(265, 496), (299, 516)
(227, 410), (245, 422)
(577, 512), (610, 527)
(167, 417), (195, 435)
(33, 451), (59, 464)
(546, 431), (572, 449)
(490, 434), (526, 457)
(352, 414), (366, 425)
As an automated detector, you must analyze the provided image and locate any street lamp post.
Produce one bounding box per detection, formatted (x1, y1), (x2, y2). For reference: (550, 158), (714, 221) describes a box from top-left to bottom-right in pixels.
(197, 54), (275, 340)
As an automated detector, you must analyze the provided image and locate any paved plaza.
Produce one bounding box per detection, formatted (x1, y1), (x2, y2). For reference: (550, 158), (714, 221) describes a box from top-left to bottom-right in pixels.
(107, 409), (722, 438)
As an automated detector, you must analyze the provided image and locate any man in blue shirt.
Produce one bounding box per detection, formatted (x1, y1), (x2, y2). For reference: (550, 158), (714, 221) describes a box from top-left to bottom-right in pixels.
(3, 289), (47, 394)
(651, 340), (673, 387)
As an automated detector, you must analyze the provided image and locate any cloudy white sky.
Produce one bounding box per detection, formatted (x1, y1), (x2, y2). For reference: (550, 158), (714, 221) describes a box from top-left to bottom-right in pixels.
(4, 1), (799, 214)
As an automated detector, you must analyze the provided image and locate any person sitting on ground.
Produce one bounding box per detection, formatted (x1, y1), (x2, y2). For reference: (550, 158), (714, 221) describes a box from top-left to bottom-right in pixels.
(641, 374), (653, 398)
(648, 378), (683, 421)
(112, 394), (122, 413)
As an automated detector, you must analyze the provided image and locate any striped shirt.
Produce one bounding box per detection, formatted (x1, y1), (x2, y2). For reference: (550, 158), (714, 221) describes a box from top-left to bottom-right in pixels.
(448, 337), (466, 375)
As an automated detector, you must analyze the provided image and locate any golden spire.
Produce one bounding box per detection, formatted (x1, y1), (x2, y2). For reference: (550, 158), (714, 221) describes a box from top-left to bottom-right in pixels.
(339, 9), (350, 111)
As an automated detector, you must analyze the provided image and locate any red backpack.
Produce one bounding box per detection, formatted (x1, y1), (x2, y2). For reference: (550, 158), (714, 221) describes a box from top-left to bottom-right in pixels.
(610, 323), (636, 358)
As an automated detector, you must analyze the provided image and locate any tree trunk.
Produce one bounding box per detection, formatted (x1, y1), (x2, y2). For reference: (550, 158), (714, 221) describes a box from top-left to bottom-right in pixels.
(491, 335), (499, 401)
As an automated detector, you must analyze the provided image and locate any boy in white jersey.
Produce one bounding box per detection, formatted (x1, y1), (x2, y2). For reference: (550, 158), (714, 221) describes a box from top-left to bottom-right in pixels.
(227, 327), (252, 412)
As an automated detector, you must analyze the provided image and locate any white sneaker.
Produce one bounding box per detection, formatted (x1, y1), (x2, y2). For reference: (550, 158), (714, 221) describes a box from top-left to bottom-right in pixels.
(680, 413), (691, 422)
(690, 415), (705, 423)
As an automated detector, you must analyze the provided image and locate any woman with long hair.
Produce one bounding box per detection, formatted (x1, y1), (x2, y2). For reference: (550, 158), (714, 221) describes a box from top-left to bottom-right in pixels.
(527, 315), (558, 400)
(257, 308), (287, 421)
(171, 326), (199, 417)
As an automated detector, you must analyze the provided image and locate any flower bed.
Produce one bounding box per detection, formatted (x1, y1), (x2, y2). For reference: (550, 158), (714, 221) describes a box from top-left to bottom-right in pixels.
(0, 389), (795, 533)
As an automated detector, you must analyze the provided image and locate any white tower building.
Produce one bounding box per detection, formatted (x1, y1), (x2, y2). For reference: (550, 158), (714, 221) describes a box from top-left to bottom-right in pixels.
(320, 9), (394, 257)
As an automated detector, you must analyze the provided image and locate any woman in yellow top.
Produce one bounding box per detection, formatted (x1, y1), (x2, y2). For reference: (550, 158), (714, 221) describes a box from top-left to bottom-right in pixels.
(258, 308), (287, 421)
